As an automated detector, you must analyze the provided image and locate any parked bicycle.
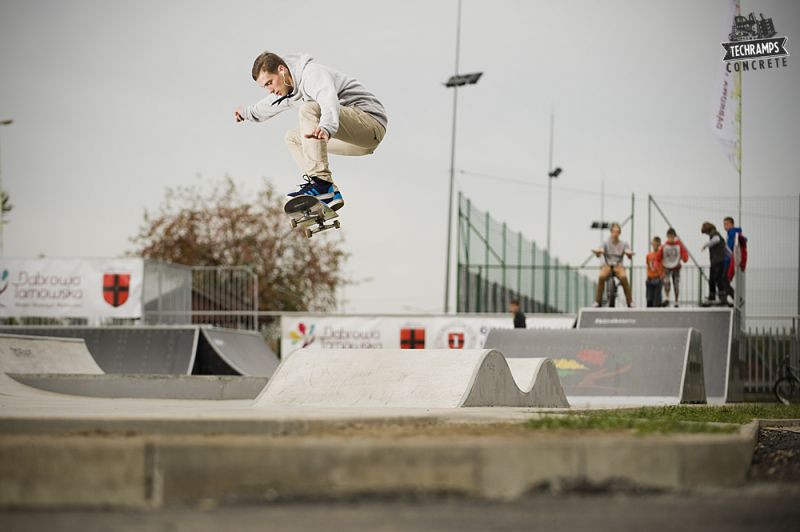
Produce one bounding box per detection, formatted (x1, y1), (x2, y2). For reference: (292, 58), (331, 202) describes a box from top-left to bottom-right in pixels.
(773, 354), (800, 405)
(605, 259), (623, 308)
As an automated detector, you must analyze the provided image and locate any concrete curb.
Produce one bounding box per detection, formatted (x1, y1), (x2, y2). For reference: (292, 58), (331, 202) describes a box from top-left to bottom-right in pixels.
(0, 419), (758, 508)
(757, 418), (800, 428)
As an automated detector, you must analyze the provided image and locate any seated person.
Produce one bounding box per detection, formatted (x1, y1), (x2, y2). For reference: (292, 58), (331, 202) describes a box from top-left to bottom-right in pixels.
(592, 222), (634, 307)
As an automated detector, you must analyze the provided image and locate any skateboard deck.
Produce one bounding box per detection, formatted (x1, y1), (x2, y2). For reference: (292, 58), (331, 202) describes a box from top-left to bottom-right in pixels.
(284, 195), (340, 238)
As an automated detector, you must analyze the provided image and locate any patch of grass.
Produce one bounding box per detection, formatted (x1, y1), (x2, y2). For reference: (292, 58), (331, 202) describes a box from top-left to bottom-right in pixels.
(525, 404), (800, 435)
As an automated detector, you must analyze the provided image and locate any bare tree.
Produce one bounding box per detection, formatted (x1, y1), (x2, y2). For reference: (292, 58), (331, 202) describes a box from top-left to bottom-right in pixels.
(130, 176), (348, 311)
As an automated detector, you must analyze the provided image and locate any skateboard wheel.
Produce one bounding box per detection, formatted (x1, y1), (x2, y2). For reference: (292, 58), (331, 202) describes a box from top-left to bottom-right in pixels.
(291, 219), (298, 228)
(334, 221), (340, 229)
(304, 228), (313, 238)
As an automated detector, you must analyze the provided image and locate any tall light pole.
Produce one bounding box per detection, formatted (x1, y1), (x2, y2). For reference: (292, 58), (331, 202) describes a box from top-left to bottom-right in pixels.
(442, 0), (482, 313)
(543, 109), (561, 310)
(0, 119), (13, 256)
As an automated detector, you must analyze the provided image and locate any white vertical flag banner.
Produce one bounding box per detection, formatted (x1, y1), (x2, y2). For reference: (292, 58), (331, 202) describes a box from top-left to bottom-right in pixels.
(711, 0), (742, 173)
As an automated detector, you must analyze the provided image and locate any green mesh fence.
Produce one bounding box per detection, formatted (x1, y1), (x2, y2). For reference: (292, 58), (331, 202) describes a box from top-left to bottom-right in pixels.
(457, 193), (596, 313)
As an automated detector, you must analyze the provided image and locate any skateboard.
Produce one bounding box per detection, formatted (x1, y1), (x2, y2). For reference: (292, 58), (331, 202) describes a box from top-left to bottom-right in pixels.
(284, 195), (340, 238)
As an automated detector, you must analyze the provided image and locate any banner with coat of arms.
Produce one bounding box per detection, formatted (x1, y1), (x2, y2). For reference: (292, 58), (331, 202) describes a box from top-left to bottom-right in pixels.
(281, 314), (575, 358)
(0, 258), (144, 318)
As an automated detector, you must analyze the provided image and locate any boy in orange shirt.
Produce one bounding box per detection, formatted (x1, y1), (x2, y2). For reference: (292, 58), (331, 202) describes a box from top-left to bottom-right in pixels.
(646, 236), (664, 307)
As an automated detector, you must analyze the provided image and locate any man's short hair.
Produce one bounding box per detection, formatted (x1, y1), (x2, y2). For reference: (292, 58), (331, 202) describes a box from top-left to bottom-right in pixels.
(652, 236), (661, 243)
(252, 52), (288, 80)
(701, 221), (716, 234)
(724, 216), (735, 225)
(510, 298), (520, 306)
(666, 227), (676, 237)
(610, 222), (621, 232)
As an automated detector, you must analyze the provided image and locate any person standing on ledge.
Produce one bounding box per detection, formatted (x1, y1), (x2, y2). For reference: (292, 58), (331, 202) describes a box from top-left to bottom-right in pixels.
(509, 298), (526, 328)
(235, 51), (388, 212)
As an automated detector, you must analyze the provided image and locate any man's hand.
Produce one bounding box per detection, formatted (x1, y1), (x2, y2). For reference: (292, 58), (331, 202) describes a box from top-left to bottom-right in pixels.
(234, 107), (244, 122)
(592, 248), (603, 257)
(625, 250), (634, 258)
(304, 127), (330, 141)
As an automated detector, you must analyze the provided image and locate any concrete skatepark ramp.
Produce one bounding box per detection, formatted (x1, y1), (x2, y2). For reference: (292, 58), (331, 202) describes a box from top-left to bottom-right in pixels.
(0, 326), (279, 377)
(0, 334), (102, 397)
(484, 328), (706, 406)
(197, 328), (279, 377)
(576, 308), (742, 403)
(256, 349), (569, 408)
(0, 333), (268, 399)
(0, 334), (102, 375)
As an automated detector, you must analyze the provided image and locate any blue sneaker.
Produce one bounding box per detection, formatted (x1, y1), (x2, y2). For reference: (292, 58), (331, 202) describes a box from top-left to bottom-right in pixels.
(287, 175), (344, 211)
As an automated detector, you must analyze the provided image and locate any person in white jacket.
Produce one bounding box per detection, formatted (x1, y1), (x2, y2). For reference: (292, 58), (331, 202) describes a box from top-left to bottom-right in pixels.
(235, 52), (388, 211)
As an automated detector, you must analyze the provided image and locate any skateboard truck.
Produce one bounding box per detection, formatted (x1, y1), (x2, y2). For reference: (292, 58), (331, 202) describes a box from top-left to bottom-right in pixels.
(290, 213), (341, 238)
(284, 195), (341, 238)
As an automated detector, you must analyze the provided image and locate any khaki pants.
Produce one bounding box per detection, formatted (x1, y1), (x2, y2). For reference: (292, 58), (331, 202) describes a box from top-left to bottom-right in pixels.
(284, 102), (386, 182)
(595, 264), (633, 305)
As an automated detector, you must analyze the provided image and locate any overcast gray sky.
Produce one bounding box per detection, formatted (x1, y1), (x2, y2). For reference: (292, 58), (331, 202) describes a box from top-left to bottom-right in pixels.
(1, 0), (798, 313)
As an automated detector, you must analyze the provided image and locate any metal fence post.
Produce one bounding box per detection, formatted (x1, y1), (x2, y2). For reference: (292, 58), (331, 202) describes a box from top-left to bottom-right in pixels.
(517, 231), (522, 298)
(501, 221), (507, 295)
(554, 257), (560, 312)
(531, 242), (537, 309)
(157, 263), (163, 325)
(630, 192), (635, 290)
(252, 268), (258, 331)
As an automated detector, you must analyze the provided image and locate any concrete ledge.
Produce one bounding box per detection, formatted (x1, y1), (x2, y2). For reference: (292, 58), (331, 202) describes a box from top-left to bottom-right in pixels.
(0, 421), (758, 508)
(0, 435), (151, 508)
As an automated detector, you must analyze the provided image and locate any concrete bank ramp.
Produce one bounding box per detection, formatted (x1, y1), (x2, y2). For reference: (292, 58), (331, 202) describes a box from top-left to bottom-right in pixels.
(256, 349), (569, 408)
(0, 334), (102, 397)
(0, 334), (102, 374)
(485, 328), (707, 407)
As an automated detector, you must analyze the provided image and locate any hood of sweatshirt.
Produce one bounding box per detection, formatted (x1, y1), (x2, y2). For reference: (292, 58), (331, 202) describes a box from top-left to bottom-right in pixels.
(282, 53), (314, 102)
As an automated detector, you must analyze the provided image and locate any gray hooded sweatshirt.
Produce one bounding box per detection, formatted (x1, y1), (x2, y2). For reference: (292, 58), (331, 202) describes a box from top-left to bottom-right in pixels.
(241, 53), (387, 138)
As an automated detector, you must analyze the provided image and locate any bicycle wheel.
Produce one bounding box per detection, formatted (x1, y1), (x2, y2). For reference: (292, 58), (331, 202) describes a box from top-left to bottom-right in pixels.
(773, 377), (800, 405)
(607, 279), (617, 308)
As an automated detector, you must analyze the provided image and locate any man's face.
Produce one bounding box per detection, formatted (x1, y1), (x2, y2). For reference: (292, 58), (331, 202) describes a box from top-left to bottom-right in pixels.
(610, 226), (621, 240)
(652, 239), (660, 251)
(723, 220), (733, 231)
(667, 234), (676, 243)
(256, 68), (291, 97)
(509, 303), (519, 314)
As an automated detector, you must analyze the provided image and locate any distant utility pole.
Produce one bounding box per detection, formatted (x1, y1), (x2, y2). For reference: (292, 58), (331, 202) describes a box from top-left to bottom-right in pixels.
(543, 110), (562, 310)
(0, 119), (14, 256)
(442, 0), (482, 313)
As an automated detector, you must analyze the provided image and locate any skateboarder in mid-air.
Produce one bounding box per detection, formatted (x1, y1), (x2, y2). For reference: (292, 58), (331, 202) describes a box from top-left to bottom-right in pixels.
(235, 51), (388, 212)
